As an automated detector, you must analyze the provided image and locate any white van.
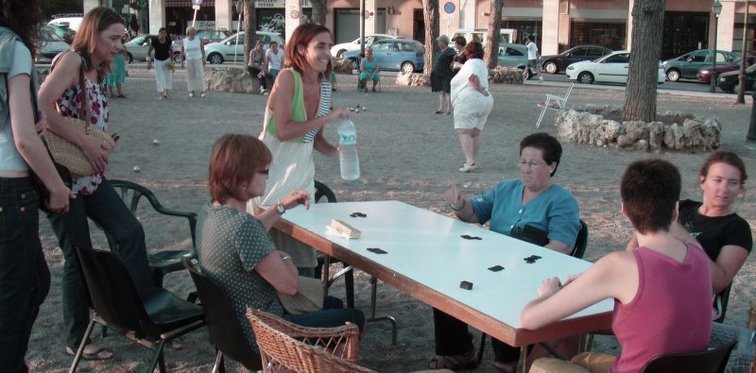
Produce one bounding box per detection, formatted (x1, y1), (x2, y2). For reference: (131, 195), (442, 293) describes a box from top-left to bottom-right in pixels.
(48, 17), (83, 32)
(451, 28), (517, 46)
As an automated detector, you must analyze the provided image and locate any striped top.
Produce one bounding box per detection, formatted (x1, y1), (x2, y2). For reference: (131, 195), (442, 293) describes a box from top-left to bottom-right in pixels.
(264, 68), (330, 143)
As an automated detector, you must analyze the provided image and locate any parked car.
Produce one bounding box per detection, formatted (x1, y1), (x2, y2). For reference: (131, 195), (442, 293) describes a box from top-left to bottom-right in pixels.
(662, 49), (739, 81)
(205, 31), (284, 64)
(566, 50), (665, 85)
(124, 34), (183, 63)
(48, 15), (83, 32)
(341, 38), (425, 74)
(37, 25), (70, 63)
(697, 56), (756, 84)
(497, 43), (536, 79)
(46, 23), (76, 44)
(717, 64), (756, 93)
(195, 29), (232, 44)
(539, 45), (612, 74)
(330, 34), (397, 58)
(451, 28), (518, 46)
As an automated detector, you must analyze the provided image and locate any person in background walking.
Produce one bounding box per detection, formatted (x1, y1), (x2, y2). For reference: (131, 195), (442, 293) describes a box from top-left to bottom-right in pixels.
(430, 34), (456, 115)
(180, 26), (206, 98)
(106, 39), (127, 98)
(450, 41), (493, 172)
(266, 41), (283, 83)
(0, 1), (72, 370)
(248, 40), (268, 96)
(525, 35), (541, 81)
(147, 27), (173, 99)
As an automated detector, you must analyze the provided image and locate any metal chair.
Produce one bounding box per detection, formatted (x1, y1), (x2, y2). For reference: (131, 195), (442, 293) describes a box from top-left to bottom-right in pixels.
(183, 257), (263, 372)
(639, 338), (737, 373)
(313, 180), (355, 309)
(247, 309), (373, 373)
(535, 83), (574, 128)
(69, 246), (205, 373)
(713, 283), (732, 323)
(107, 179), (197, 287)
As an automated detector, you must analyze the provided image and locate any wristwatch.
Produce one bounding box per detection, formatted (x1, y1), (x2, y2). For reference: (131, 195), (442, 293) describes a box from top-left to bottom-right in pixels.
(276, 201), (286, 214)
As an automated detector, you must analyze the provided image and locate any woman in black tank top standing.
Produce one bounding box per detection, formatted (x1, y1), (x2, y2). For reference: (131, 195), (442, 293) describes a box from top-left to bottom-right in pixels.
(147, 27), (173, 99)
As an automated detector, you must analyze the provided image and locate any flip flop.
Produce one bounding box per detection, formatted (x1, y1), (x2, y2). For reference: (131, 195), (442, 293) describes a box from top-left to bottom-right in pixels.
(65, 345), (114, 361)
(428, 350), (478, 370)
(434, 110), (444, 114)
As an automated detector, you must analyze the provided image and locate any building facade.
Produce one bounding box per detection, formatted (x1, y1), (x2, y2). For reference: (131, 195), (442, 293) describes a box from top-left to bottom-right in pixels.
(87, 0), (755, 60)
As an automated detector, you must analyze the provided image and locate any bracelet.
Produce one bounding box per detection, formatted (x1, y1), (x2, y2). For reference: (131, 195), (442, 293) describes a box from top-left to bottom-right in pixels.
(450, 199), (466, 211)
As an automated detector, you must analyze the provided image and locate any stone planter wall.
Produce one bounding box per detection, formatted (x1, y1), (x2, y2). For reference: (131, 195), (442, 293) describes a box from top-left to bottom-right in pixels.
(555, 106), (721, 152)
(395, 72), (430, 87)
(205, 66), (263, 93)
(489, 67), (524, 84)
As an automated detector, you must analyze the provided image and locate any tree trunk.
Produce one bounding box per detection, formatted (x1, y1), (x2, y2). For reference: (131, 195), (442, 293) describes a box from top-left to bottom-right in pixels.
(244, 0), (256, 66)
(735, 0), (750, 104)
(311, 0), (328, 25)
(622, 0), (666, 122)
(484, 0), (502, 69)
(423, 0), (439, 77)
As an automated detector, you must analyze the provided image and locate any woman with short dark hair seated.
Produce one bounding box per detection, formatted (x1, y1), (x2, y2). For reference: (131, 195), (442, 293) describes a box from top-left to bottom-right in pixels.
(522, 159), (713, 373)
(196, 134), (364, 353)
(429, 133), (581, 370)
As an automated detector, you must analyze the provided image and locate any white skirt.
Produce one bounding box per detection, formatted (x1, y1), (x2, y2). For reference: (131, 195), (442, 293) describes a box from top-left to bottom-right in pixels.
(452, 88), (493, 130)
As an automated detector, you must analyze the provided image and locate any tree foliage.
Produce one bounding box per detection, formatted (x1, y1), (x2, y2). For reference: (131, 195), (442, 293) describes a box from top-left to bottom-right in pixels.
(483, 0), (502, 69)
(422, 0), (439, 77)
(622, 0), (666, 122)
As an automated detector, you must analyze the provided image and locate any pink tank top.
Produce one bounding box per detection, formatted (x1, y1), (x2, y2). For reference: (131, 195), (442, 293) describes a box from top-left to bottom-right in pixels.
(611, 244), (712, 373)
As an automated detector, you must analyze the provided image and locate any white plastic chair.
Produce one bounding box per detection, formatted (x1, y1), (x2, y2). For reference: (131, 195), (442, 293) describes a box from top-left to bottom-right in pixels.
(535, 83), (574, 128)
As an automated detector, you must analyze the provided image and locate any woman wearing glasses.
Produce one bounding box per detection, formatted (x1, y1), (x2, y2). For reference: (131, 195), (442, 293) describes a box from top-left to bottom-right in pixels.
(197, 134), (364, 362)
(430, 132), (580, 371)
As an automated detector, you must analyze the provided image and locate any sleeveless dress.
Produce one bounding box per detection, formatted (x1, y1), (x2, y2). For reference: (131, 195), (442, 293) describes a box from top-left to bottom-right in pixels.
(56, 74), (109, 195)
(248, 68), (331, 268)
(359, 58), (379, 81)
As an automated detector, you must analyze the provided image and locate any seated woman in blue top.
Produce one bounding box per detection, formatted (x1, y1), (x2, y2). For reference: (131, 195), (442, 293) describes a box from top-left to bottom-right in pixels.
(358, 47), (380, 92)
(429, 132), (581, 370)
(196, 134), (364, 362)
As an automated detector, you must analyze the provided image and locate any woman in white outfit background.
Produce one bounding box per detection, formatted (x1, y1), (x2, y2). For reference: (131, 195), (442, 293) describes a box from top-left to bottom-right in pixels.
(180, 26), (206, 97)
(450, 41), (493, 173)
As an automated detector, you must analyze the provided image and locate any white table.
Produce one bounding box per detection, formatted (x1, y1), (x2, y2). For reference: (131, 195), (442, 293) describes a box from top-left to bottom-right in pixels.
(275, 200), (613, 356)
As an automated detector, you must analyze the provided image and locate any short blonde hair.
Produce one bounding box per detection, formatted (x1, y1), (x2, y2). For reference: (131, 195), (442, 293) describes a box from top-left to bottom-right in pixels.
(185, 26), (196, 35)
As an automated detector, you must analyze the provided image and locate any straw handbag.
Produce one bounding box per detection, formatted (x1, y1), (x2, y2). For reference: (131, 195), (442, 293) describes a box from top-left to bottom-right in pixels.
(43, 51), (116, 178)
(42, 118), (115, 178)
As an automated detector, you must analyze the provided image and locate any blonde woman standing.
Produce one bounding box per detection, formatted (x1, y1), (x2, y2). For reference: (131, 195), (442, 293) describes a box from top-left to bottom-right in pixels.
(180, 26), (206, 97)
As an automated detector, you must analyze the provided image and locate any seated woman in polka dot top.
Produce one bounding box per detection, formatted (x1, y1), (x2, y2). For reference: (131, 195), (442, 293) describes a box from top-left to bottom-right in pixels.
(196, 134), (364, 354)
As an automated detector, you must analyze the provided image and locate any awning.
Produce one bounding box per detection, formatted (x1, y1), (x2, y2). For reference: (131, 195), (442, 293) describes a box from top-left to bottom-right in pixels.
(165, 0), (215, 8)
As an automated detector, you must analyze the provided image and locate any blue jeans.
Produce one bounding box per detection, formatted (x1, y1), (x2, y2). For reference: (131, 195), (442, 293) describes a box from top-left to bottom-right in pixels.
(283, 296), (365, 331)
(0, 178), (50, 373)
(48, 178), (153, 349)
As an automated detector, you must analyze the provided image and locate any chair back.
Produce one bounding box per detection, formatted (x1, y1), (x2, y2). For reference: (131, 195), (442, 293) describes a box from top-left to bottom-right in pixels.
(247, 309), (373, 373)
(74, 246), (157, 336)
(109, 179), (198, 248)
(563, 83), (575, 100)
(713, 283), (732, 323)
(182, 258), (262, 370)
(314, 180), (337, 203)
(639, 339), (737, 373)
(570, 219), (589, 259)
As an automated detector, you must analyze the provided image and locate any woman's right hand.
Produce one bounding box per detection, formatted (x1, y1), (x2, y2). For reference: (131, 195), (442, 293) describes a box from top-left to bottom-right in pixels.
(444, 185), (463, 208)
(82, 137), (113, 173)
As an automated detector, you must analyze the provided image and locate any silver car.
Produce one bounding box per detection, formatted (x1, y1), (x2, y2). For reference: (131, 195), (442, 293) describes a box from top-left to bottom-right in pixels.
(37, 25), (70, 63)
(205, 31), (284, 64)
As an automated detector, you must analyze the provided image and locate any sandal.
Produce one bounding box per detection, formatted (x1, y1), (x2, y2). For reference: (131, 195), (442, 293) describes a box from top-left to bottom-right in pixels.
(434, 110), (444, 114)
(65, 345), (114, 361)
(428, 350), (478, 370)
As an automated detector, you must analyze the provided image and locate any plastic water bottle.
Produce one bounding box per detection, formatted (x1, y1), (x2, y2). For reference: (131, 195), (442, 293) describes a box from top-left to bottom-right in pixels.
(337, 119), (360, 181)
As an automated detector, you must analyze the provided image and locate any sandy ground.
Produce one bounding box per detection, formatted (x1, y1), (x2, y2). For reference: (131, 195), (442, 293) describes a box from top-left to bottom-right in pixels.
(27, 67), (756, 372)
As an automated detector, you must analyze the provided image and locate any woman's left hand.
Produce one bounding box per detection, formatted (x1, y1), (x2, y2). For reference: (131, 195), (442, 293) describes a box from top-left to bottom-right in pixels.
(537, 277), (562, 298)
(282, 189), (310, 210)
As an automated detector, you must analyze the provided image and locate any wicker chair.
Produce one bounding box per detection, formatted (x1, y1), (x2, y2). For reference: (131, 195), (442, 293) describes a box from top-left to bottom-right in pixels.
(247, 309), (374, 373)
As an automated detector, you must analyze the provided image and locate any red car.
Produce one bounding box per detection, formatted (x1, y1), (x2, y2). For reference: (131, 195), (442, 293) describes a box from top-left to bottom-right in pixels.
(697, 56), (755, 84)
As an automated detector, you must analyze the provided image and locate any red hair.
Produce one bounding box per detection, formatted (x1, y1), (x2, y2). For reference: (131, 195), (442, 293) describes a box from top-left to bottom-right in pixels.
(208, 134), (272, 204)
(285, 23), (334, 78)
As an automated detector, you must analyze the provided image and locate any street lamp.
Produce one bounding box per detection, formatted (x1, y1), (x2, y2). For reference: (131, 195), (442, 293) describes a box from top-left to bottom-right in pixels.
(710, 0), (723, 93)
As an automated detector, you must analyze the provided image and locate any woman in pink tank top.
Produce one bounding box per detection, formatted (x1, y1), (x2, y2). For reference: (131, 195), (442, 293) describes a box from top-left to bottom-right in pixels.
(520, 159), (712, 373)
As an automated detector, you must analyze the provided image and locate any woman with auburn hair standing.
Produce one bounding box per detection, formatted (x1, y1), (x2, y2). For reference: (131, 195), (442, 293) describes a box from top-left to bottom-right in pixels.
(38, 7), (154, 361)
(248, 23), (349, 277)
(0, 0), (72, 370)
(450, 41), (493, 172)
